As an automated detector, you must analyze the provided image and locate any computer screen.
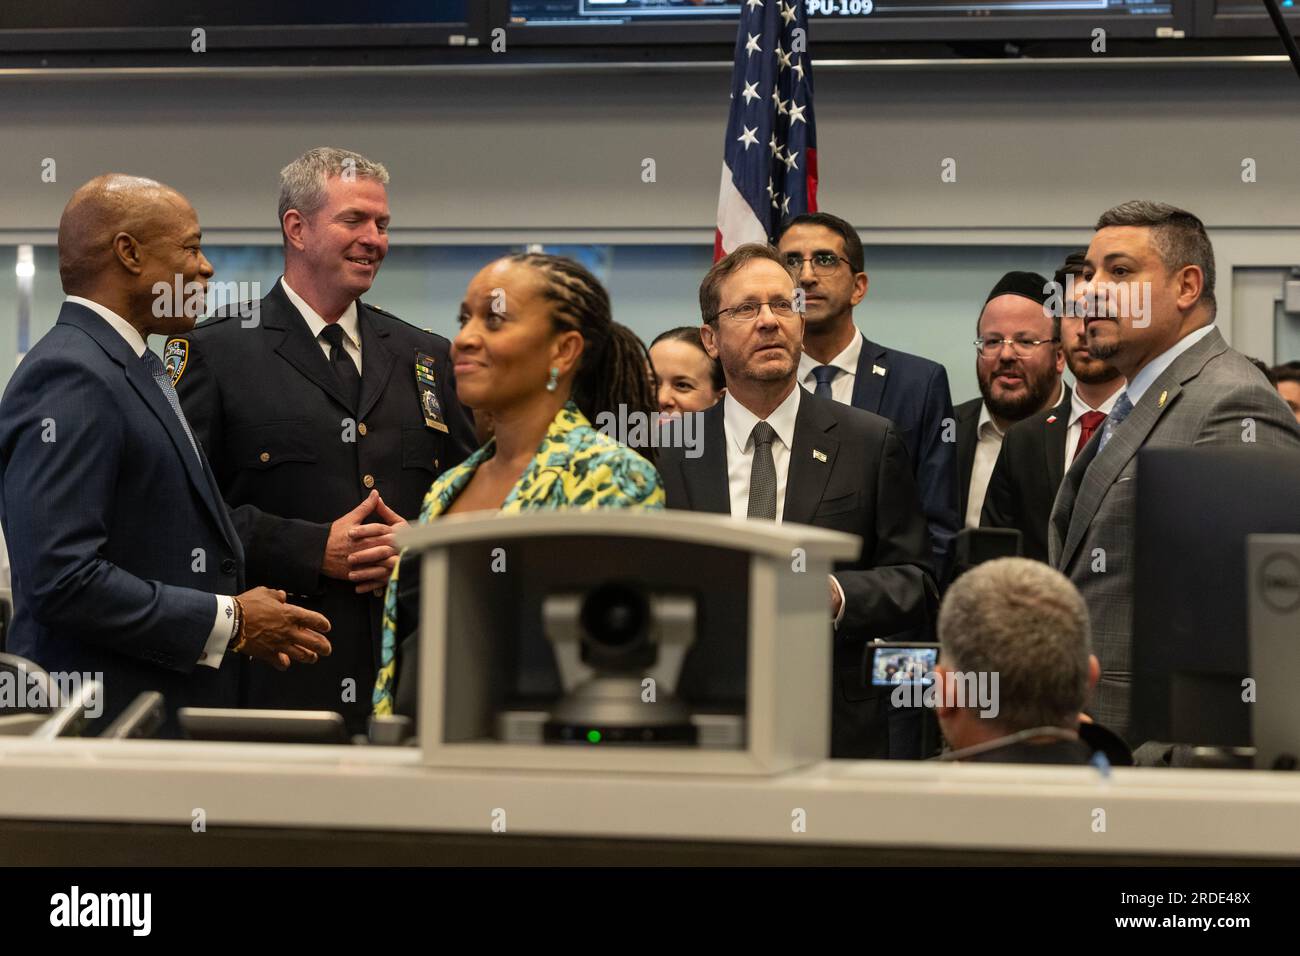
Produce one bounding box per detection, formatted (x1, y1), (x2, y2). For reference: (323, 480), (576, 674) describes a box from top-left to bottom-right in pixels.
(0, 1), (472, 30)
(1132, 446), (1300, 747)
(509, 0), (1172, 24)
(0, 1), (481, 52)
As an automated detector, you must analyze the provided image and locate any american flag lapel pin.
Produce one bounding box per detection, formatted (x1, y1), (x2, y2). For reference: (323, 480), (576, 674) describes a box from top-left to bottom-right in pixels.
(813, 449), (827, 462)
(1046, 414), (1058, 424)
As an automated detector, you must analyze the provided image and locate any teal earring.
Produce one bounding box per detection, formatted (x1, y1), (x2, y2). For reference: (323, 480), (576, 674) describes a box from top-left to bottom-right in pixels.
(545, 367), (559, 393)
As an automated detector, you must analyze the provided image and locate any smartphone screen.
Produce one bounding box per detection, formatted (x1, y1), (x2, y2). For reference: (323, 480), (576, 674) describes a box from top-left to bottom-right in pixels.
(870, 645), (939, 687)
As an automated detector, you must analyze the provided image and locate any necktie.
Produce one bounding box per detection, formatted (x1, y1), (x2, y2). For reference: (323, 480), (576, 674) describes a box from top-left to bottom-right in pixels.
(142, 350), (201, 461)
(746, 421), (778, 520)
(321, 323), (361, 410)
(1095, 391), (1133, 455)
(810, 365), (837, 400)
(1073, 410), (1107, 462)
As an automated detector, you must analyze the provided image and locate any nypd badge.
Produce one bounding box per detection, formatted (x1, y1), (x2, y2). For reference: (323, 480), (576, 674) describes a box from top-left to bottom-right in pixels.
(163, 338), (188, 387)
(415, 351), (449, 433)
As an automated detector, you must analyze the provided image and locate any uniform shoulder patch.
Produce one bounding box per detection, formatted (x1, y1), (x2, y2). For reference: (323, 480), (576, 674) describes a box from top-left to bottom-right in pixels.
(163, 338), (189, 387)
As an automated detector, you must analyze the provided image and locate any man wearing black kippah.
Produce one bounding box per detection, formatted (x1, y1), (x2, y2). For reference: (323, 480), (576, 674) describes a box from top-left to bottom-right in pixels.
(980, 253), (1125, 562)
(954, 271), (1065, 528)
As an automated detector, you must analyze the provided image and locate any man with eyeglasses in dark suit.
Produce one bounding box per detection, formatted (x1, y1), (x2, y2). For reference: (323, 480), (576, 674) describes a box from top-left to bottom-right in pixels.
(980, 254), (1125, 562)
(657, 243), (937, 759)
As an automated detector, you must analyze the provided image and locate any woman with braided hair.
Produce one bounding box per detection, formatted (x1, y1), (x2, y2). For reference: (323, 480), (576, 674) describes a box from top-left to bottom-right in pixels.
(371, 252), (664, 715)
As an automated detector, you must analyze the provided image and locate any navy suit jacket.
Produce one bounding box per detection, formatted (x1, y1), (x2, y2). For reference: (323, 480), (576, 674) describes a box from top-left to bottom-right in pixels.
(847, 334), (959, 576)
(0, 302), (245, 734)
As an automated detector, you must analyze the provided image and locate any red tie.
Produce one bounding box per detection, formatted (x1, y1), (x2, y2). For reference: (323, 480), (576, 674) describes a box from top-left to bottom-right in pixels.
(1074, 410), (1107, 461)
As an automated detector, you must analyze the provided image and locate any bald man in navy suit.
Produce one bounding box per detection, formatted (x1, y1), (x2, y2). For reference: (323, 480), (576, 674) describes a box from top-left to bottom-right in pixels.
(0, 174), (330, 734)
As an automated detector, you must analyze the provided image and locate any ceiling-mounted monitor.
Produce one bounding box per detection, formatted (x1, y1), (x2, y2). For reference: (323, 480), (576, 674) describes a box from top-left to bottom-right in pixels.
(1194, 0), (1300, 36)
(0, 1), (486, 52)
(501, 0), (1186, 43)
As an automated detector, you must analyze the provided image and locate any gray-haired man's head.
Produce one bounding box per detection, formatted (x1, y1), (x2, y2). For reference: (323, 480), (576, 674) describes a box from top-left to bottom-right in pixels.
(278, 147), (391, 310)
(937, 558), (1098, 748)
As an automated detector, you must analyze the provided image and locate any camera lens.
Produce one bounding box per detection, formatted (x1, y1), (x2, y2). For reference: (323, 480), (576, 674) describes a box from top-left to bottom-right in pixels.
(580, 582), (649, 649)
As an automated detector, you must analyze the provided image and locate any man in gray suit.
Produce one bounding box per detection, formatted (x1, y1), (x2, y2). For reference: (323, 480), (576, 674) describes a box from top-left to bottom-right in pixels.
(1049, 200), (1300, 743)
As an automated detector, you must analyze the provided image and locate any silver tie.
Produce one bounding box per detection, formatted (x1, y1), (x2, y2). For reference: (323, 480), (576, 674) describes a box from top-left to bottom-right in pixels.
(746, 421), (778, 521)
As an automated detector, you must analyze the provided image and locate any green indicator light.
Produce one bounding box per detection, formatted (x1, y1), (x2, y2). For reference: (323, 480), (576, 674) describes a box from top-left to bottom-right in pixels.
(587, 730), (601, 744)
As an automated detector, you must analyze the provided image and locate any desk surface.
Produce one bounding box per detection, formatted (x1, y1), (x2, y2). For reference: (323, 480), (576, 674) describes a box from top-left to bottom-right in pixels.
(1, 738), (1298, 862)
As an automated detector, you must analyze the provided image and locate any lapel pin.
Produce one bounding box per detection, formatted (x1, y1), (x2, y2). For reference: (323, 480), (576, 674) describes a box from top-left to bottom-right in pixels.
(872, 364), (886, 377)
(813, 449), (827, 462)
(1046, 415), (1058, 424)
(1157, 390), (1168, 408)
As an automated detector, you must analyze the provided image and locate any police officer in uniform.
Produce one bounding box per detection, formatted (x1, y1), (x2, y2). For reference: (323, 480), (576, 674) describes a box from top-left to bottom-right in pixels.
(170, 147), (475, 732)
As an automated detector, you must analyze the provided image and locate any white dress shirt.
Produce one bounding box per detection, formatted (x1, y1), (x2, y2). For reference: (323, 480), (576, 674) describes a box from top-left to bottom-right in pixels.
(1063, 386), (1122, 472)
(723, 385), (846, 624)
(797, 330), (863, 405)
(65, 295), (234, 668)
(723, 385), (801, 522)
(281, 277), (362, 374)
(965, 382), (1066, 529)
(965, 405), (1006, 530)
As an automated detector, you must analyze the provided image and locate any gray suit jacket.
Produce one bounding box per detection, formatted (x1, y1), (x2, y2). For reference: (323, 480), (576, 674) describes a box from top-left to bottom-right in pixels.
(1048, 327), (1300, 741)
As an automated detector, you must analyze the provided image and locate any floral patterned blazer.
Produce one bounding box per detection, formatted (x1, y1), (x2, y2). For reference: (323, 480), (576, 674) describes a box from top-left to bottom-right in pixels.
(371, 400), (664, 714)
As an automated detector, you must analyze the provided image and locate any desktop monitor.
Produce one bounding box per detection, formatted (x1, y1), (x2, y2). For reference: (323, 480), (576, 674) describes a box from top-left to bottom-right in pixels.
(1131, 445), (1300, 747)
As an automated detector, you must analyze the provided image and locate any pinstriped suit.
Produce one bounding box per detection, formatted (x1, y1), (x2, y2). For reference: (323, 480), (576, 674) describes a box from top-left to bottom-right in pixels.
(1049, 327), (1300, 740)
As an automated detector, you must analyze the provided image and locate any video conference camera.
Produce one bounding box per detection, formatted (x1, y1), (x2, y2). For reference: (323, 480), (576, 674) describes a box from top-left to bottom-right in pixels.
(398, 511), (859, 775)
(542, 582), (697, 745)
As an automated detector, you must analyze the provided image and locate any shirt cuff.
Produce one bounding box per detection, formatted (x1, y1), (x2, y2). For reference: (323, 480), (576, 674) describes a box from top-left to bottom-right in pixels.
(197, 595), (237, 669)
(829, 575), (846, 630)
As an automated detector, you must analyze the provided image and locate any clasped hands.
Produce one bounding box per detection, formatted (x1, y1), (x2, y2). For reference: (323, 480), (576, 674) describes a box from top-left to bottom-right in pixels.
(323, 489), (409, 595)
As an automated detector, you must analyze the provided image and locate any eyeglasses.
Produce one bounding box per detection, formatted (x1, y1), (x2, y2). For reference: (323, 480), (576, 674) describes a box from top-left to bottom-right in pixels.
(715, 298), (799, 323)
(783, 253), (850, 276)
(974, 336), (1060, 357)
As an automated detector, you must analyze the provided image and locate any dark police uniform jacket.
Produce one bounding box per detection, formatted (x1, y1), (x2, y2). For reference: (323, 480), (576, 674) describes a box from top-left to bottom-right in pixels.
(0, 302), (245, 736)
(170, 280), (475, 730)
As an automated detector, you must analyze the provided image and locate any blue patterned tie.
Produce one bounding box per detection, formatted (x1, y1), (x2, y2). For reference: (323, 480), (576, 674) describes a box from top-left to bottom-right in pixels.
(143, 349), (201, 460)
(1096, 390), (1133, 455)
(811, 365), (837, 400)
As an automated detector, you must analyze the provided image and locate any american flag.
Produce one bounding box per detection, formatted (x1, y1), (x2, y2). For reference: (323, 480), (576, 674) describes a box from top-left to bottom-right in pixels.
(714, 0), (818, 260)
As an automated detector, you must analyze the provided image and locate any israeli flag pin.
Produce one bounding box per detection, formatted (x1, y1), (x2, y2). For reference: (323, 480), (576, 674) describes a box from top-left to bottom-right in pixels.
(872, 364), (886, 377)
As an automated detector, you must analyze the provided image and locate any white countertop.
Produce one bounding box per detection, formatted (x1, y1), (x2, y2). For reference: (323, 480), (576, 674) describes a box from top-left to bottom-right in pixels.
(0, 738), (1296, 859)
